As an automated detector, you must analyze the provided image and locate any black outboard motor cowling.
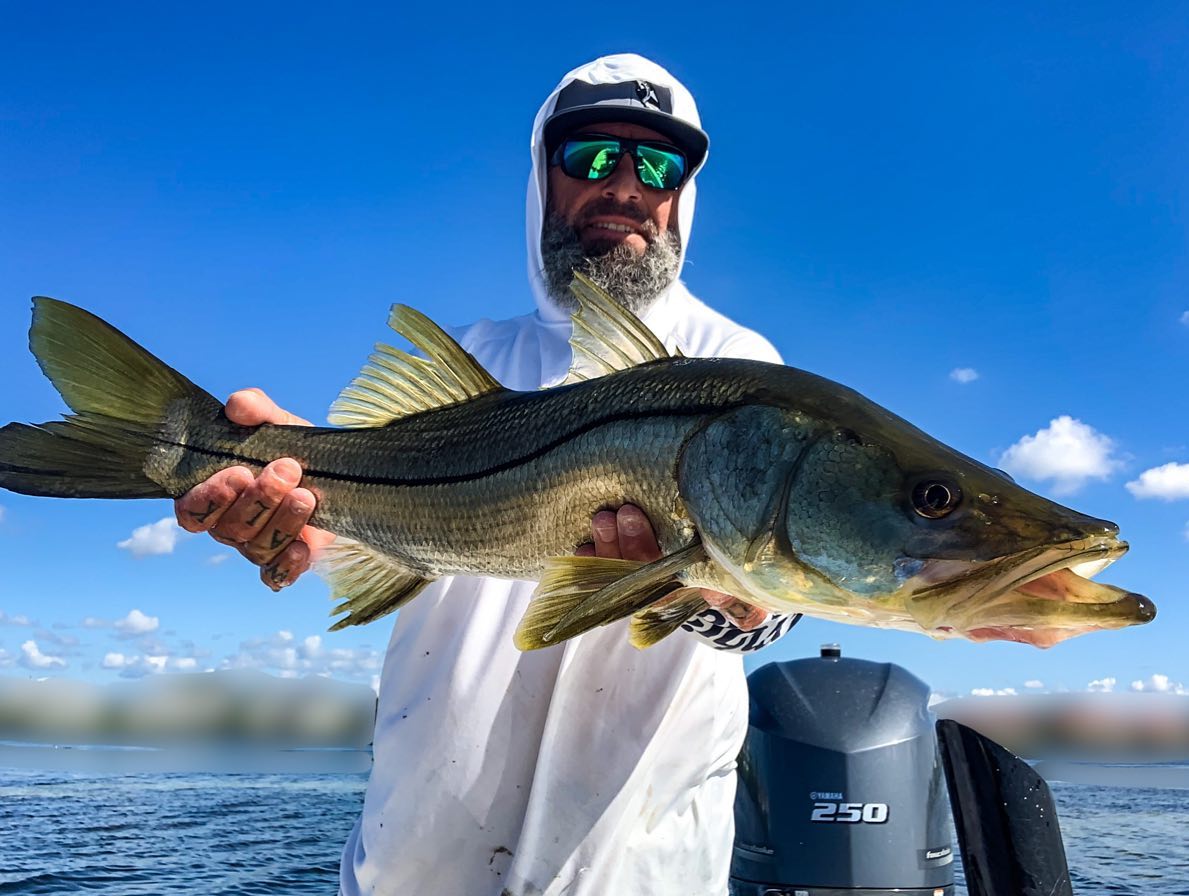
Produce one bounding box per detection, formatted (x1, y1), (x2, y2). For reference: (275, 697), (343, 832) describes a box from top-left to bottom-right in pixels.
(730, 645), (954, 896)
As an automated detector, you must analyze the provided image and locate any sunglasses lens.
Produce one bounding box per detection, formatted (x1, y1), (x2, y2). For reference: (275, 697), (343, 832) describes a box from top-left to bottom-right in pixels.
(556, 137), (689, 190)
(560, 139), (624, 181)
(635, 145), (687, 190)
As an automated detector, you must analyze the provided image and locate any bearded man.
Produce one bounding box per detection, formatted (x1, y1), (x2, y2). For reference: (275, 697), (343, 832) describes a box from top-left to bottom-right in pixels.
(176, 54), (799, 896)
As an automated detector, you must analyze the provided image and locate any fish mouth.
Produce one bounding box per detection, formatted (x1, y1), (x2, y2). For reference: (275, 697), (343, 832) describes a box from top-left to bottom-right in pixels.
(906, 536), (1156, 647)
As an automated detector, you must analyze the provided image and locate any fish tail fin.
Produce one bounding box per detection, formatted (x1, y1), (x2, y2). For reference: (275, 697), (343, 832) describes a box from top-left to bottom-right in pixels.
(0, 297), (222, 499)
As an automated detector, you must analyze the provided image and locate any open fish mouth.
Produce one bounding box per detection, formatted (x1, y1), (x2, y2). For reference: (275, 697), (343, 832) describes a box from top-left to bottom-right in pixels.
(907, 537), (1156, 648)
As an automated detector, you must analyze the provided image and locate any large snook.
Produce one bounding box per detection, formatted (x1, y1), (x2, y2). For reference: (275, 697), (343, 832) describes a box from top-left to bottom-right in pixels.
(0, 278), (1156, 650)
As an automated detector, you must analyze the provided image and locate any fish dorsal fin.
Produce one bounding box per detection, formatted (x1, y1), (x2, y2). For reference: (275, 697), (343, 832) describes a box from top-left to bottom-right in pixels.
(328, 305), (503, 428)
(559, 272), (678, 386)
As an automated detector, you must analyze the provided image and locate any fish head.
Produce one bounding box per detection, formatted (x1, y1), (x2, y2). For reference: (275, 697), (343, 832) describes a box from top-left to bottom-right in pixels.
(680, 403), (1154, 647)
(774, 423), (1155, 646)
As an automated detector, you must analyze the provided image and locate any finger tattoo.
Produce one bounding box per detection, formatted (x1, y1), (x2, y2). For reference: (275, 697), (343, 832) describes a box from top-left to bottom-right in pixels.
(269, 529), (290, 550)
(245, 501), (270, 526)
(191, 501), (219, 524)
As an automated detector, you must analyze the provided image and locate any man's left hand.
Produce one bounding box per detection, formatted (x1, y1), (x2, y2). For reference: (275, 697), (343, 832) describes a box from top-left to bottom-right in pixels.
(576, 504), (769, 631)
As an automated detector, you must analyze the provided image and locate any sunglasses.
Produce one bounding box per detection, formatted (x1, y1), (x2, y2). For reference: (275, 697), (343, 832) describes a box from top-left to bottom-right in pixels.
(551, 134), (689, 191)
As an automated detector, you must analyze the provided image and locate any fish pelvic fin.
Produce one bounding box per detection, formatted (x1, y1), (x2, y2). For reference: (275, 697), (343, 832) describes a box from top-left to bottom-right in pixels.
(629, 588), (709, 649)
(0, 298), (222, 499)
(514, 541), (708, 650)
(327, 305), (504, 428)
(322, 539), (435, 629)
(559, 272), (678, 386)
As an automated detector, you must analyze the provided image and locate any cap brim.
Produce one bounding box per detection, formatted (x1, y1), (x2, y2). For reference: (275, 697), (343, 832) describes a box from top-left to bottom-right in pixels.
(543, 106), (709, 176)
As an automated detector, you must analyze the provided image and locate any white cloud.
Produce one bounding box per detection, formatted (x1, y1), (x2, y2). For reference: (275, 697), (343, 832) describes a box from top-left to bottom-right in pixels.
(949, 367), (980, 384)
(0, 612), (32, 627)
(19, 640), (66, 670)
(115, 609), (160, 637)
(1130, 674), (1187, 694)
(117, 517), (186, 557)
(1087, 676), (1117, 692)
(102, 650), (199, 678)
(0, 505), (6, 523)
(219, 630), (381, 683)
(1024, 680), (1045, 689)
(206, 553), (231, 566)
(970, 687), (1018, 697)
(1126, 462), (1189, 501)
(997, 416), (1122, 495)
(83, 616), (109, 629)
(1181, 310), (1189, 326)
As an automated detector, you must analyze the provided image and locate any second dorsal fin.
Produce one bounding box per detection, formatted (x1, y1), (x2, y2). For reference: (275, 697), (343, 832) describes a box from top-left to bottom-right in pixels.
(560, 272), (678, 386)
(328, 305), (504, 428)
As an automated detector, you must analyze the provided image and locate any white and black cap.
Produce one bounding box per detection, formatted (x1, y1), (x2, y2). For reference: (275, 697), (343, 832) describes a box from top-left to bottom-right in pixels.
(543, 78), (710, 175)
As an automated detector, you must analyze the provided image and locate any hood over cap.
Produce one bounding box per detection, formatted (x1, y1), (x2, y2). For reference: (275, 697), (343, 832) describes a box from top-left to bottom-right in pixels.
(526, 54), (707, 327)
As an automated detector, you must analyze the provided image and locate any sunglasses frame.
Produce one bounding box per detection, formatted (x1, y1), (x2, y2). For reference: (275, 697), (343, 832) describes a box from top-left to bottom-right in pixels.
(550, 133), (690, 192)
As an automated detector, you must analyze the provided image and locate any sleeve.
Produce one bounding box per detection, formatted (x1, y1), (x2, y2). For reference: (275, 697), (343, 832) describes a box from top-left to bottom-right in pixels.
(682, 608), (802, 653)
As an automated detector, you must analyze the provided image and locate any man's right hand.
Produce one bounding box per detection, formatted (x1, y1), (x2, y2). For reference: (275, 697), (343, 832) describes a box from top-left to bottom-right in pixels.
(174, 388), (334, 591)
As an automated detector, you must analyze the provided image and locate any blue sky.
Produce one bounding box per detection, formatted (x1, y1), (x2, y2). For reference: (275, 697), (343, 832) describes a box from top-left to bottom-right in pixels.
(1, 3), (1186, 698)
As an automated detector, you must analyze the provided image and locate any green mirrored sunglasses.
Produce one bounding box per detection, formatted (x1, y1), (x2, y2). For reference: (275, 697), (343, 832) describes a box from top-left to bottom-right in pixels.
(551, 134), (689, 191)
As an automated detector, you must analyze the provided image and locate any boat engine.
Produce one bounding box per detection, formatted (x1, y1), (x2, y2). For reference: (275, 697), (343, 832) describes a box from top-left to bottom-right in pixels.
(729, 645), (954, 896)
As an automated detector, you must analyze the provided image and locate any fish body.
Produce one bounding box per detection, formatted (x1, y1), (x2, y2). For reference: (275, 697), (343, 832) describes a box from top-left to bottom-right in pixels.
(0, 278), (1155, 648)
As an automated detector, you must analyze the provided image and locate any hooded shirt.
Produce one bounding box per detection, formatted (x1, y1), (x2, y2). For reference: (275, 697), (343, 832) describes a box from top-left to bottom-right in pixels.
(338, 54), (797, 896)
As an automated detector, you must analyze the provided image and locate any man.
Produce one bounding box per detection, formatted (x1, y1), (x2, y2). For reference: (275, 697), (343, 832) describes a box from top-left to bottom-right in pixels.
(176, 54), (798, 895)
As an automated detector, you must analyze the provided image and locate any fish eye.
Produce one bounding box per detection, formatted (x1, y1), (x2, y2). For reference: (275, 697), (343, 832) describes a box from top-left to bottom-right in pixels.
(911, 479), (962, 519)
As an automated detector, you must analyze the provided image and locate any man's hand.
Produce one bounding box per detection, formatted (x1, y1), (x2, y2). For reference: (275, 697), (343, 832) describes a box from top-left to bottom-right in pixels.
(174, 388), (335, 591)
(576, 504), (768, 631)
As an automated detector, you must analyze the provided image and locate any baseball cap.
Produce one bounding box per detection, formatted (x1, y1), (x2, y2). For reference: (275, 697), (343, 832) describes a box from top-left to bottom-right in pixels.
(543, 78), (710, 177)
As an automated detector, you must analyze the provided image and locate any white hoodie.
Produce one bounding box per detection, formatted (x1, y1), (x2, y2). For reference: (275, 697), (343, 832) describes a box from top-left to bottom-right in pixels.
(338, 54), (796, 896)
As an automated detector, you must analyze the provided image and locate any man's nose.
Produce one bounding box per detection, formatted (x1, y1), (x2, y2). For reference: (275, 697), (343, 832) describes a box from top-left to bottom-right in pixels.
(601, 153), (642, 201)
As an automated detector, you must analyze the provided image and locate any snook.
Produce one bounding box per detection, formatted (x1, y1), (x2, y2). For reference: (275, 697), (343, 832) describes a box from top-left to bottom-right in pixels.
(0, 278), (1155, 650)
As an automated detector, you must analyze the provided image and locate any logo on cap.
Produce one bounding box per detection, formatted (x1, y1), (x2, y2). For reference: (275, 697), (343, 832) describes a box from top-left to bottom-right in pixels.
(634, 80), (660, 109)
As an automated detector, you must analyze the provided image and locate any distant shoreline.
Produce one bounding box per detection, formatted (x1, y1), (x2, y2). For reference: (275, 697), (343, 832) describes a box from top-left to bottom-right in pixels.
(0, 742), (373, 775)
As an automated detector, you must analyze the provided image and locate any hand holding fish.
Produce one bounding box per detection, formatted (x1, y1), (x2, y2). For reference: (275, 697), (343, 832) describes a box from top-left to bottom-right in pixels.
(578, 505), (768, 632)
(173, 389), (333, 591)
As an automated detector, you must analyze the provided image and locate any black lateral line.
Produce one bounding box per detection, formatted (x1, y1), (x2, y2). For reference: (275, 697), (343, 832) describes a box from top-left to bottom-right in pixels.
(166, 400), (759, 488)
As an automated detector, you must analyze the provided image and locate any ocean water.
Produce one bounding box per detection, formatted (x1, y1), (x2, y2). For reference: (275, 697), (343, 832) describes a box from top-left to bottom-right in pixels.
(1, 757), (1187, 894)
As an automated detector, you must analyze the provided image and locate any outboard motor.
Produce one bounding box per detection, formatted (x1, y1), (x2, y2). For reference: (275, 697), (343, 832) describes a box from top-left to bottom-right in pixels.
(730, 645), (954, 896)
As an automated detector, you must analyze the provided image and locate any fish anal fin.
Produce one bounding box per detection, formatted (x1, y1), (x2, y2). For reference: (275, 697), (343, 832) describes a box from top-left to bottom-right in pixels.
(328, 305), (504, 428)
(558, 273), (672, 385)
(321, 539), (434, 629)
(514, 541), (708, 650)
(629, 588), (708, 649)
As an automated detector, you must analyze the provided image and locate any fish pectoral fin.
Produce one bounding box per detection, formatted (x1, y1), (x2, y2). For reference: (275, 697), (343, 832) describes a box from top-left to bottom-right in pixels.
(328, 306), (505, 428)
(514, 541), (708, 650)
(321, 539), (435, 629)
(557, 272), (674, 386)
(629, 588), (709, 649)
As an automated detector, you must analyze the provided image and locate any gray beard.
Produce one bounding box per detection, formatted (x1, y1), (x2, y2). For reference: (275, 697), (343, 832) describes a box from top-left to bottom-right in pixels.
(539, 213), (682, 316)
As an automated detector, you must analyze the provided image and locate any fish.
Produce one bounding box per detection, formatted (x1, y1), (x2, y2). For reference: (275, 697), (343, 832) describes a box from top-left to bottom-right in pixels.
(0, 276), (1156, 650)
